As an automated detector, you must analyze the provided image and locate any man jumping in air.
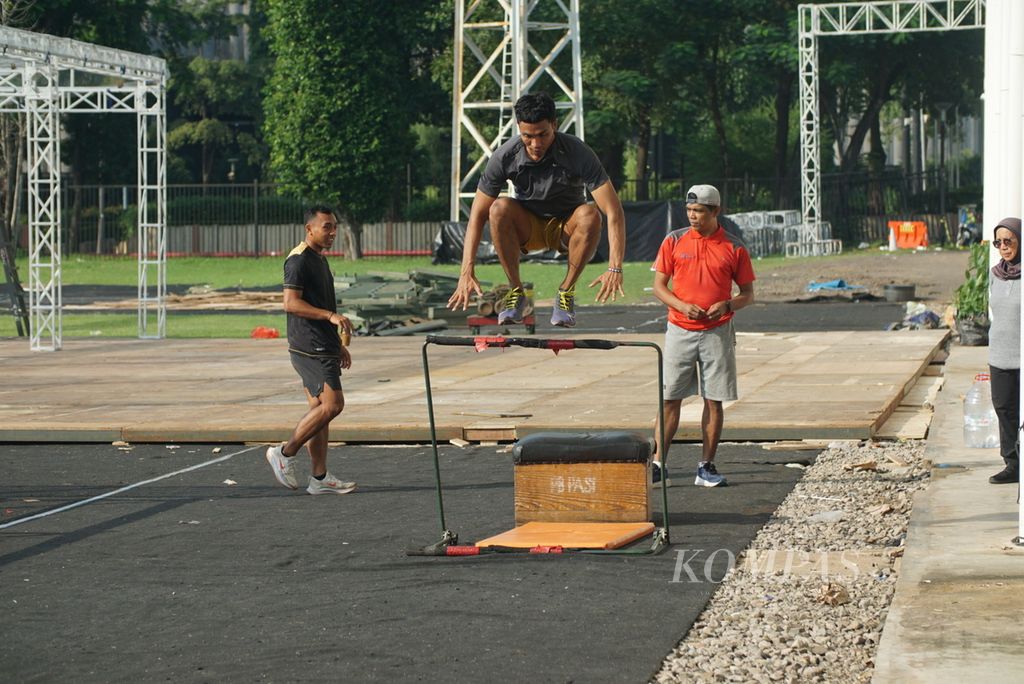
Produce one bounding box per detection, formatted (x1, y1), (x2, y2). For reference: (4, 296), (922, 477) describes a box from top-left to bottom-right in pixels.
(447, 91), (627, 327)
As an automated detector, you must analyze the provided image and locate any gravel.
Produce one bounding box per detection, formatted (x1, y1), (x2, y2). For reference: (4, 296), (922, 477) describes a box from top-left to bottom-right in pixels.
(654, 439), (930, 683)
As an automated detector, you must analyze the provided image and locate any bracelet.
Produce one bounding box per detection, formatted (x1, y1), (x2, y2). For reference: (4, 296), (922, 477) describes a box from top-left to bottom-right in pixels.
(607, 267), (623, 273)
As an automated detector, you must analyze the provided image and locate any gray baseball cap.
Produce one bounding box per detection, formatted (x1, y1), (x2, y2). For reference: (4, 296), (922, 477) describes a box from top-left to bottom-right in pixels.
(685, 184), (721, 207)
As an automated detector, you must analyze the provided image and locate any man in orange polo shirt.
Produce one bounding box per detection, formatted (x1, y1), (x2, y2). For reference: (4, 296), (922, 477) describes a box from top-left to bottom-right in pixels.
(651, 185), (755, 487)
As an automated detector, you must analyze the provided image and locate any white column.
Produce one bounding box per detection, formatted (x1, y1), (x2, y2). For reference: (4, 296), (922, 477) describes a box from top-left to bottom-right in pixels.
(136, 81), (166, 339)
(985, 0), (1021, 230)
(797, 5), (822, 255)
(1009, 0), (1024, 545)
(25, 61), (61, 351)
(449, 0), (464, 222)
(1003, 1), (1023, 217)
(569, 0), (584, 139)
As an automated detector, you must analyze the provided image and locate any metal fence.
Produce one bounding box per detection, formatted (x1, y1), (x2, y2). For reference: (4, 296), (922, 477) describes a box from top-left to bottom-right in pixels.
(49, 183), (436, 256)
(616, 168), (975, 247)
(159, 220), (439, 256)
(5, 172), (978, 257)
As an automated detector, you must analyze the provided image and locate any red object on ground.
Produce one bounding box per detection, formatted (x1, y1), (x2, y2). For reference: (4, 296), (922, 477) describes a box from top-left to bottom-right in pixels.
(250, 326), (280, 339)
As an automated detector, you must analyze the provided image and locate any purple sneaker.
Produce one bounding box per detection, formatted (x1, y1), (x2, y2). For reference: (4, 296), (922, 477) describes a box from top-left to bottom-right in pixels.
(497, 286), (528, 324)
(550, 287), (576, 327)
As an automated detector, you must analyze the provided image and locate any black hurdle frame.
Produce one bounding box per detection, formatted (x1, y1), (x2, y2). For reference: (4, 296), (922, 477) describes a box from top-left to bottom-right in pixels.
(411, 334), (670, 557)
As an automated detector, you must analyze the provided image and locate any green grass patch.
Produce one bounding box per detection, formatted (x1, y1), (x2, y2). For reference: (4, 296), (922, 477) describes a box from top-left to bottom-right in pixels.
(14, 254), (682, 301)
(0, 312), (289, 339)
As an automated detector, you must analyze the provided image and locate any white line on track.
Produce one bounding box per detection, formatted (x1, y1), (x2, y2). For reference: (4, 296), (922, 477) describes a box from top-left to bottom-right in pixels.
(0, 445), (262, 531)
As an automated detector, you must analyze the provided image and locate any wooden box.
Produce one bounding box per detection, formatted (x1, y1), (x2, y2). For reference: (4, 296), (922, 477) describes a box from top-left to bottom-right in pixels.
(511, 431), (652, 524)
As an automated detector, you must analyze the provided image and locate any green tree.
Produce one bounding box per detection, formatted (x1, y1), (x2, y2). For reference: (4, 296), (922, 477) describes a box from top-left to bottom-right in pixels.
(0, 0), (34, 250)
(584, 0), (696, 200)
(733, 0), (801, 206)
(169, 57), (260, 184)
(21, 0), (233, 248)
(263, 0), (432, 258)
(30, 0), (231, 55)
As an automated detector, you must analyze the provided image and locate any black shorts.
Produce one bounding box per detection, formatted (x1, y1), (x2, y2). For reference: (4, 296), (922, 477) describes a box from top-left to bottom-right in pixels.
(290, 352), (342, 397)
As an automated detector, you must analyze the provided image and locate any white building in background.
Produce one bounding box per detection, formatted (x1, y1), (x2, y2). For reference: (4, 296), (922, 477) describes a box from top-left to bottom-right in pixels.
(881, 109), (982, 189)
(195, 1), (251, 62)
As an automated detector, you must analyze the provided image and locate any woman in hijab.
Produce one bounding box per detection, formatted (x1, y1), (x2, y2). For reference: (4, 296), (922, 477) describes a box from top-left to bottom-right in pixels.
(989, 216), (1022, 484)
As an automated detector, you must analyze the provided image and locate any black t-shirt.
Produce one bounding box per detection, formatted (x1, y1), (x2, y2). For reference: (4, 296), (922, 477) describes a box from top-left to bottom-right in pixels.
(283, 241), (340, 357)
(477, 132), (610, 219)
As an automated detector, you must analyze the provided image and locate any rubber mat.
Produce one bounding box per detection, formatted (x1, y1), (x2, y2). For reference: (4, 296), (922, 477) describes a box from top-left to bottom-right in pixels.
(475, 521), (655, 549)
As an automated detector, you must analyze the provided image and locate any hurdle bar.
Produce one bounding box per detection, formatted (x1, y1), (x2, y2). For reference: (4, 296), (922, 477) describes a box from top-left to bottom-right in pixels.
(415, 334), (670, 557)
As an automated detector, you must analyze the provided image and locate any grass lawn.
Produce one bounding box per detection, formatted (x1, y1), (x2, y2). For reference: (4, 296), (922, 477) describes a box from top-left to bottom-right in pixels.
(1, 253), (790, 339)
(0, 312), (290, 339)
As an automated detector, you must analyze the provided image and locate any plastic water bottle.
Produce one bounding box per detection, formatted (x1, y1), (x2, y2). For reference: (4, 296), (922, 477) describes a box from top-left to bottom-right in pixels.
(963, 373), (1000, 448)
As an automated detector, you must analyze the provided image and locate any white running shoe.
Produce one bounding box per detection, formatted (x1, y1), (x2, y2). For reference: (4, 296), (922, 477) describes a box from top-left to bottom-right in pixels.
(266, 444), (298, 490)
(307, 473), (357, 496)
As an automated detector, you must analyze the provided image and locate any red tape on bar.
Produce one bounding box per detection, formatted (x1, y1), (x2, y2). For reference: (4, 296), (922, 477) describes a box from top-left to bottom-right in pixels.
(546, 340), (575, 355)
(445, 546), (482, 556)
(473, 336), (508, 352)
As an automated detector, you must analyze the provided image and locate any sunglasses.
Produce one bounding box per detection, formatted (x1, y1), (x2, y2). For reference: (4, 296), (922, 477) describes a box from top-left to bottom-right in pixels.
(993, 239), (1018, 248)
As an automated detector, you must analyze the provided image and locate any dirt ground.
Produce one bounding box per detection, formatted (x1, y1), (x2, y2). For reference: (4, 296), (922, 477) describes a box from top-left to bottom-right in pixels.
(752, 248), (970, 306)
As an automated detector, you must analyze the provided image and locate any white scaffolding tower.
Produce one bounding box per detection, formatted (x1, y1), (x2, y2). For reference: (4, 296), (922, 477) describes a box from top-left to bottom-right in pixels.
(450, 0), (584, 220)
(796, 0), (985, 256)
(0, 26), (167, 350)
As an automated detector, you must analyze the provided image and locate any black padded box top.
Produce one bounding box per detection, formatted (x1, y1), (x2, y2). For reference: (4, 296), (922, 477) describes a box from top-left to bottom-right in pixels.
(512, 431), (654, 465)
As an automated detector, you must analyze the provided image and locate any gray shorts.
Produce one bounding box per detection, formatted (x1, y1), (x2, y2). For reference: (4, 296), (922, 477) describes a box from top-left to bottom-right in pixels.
(663, 320), (737, 402)
(290, 352), (342, 397)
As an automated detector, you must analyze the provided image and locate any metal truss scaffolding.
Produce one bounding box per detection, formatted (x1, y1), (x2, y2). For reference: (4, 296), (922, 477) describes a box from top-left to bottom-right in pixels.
(797, 0), (985, 256)
(0, 26), (168, 350)
(451, 0), (584, 220)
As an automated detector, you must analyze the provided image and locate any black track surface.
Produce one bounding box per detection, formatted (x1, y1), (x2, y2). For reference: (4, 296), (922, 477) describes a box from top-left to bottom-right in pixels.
(0, 442), (814, 682)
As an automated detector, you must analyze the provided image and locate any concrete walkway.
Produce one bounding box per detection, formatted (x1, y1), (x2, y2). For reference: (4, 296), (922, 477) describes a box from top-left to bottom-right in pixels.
(873, 345), (1024, 683)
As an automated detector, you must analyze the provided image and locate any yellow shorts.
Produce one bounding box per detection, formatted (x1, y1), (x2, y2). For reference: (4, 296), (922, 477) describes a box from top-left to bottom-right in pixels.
(521, 212), (569, 254)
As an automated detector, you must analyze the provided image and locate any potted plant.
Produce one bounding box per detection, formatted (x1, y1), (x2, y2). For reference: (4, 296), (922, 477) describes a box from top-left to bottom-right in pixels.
(953, 242), (989, 346)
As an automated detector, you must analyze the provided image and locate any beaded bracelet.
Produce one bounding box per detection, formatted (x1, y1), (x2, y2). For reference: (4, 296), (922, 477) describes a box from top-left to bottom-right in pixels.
(607, 267), (623, 273)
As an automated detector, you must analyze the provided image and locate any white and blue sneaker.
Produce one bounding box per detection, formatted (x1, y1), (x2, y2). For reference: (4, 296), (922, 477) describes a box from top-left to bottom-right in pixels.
(695, 461), (727, 487)
(651, 461), (672, 487)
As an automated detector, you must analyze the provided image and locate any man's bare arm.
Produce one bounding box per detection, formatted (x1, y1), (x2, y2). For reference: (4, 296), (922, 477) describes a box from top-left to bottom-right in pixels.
(587, 182), (627, 302)
(447, 190), (497, 310)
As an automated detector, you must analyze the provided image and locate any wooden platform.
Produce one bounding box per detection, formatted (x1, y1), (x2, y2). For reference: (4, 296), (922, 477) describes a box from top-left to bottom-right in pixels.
(0, 330), (949, 443)
(475, 521), (656, 549)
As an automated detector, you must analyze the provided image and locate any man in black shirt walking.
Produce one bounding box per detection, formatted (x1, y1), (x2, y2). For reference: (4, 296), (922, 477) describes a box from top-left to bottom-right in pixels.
(265, 205), (357, 495)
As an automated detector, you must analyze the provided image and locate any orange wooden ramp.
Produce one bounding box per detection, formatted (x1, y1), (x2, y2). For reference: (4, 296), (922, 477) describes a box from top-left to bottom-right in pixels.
(475, 521), (656, 550)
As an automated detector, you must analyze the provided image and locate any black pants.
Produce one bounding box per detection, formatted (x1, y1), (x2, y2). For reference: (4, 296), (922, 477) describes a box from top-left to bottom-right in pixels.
(989, 365), (1020, 471)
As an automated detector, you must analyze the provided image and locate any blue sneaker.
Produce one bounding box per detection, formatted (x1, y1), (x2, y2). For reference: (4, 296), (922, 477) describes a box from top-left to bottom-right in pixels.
(551, 287), (576, 327)
(651, 461), (672, 487)
(695, 461), (727, 487)
(497, 286), (528, 324)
